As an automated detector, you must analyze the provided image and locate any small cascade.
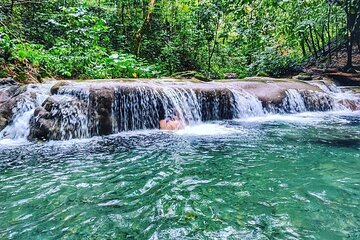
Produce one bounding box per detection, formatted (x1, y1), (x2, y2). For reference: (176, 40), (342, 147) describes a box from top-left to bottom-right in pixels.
(230, 89), (264, 117)
(112, 86), (163, 132)
(196, 88), (234, 121)
(0, 80), (359, 141)
(0, 84), (51, 139)
(310, 81), (360, 110)
(161, 87), (202, 124)
(281, 89), (307, 113)
(45, 95), (90, 140)
(0, 97), (37, 139)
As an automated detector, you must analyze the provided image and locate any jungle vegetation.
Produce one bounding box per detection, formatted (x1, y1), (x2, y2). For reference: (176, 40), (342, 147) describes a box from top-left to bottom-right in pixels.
(0, 0), (359, 81)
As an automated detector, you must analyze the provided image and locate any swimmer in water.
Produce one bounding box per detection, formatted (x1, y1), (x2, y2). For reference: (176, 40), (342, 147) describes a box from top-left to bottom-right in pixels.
(159, 111), (185, 130)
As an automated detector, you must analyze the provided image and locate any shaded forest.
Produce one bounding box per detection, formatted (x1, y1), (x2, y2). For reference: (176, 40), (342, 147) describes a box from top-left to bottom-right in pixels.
(0, 0), (359, 81)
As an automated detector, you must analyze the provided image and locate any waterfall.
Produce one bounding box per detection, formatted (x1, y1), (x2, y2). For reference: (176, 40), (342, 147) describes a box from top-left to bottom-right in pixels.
(229, 89), (264, 117)
(0, 81), (359, 141)
(0, 84), (51, 139)
(282, 89), (307, 113)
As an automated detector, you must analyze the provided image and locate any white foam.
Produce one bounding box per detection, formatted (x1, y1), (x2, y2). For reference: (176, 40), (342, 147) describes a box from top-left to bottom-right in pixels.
(0, 138), (30, 147)
(237, 111), (356, 124)
(175, 123), (245, 136)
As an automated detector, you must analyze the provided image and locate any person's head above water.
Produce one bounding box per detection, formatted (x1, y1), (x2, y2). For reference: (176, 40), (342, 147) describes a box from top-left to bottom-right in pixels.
(160, 110), (184, 130)
(165, 110), (180, 121)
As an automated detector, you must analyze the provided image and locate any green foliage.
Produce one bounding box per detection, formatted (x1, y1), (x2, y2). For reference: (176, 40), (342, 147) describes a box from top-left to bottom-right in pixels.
(1, 38), (162, 80)
(0, 0), (352, 80)
(249, 48), (301, 77)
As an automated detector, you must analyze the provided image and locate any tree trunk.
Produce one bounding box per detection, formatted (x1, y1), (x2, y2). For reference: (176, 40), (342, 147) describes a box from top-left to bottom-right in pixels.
(303, 33), (313, 56)
(299, 35), (307, 57)
(314, 28), (322, 54)
(134, 0), (157, 56)
(309, 25), (318, 58)
(327, 4), (332, 64)
(10, 0), (14, 15)
(207, 14), (221, 74)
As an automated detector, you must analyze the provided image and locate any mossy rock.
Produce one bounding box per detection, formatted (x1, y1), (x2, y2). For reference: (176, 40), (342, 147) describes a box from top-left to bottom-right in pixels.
(0, 116), (8, 131)
(171, 71), (210, 82)
(256, 71), (269, 77)
(50, 81), (69, 95)
(294, 73), (313, 81)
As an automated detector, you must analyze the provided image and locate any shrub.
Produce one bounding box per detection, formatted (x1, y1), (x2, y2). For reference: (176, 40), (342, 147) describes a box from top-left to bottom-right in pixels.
(248, 47), (301, 77)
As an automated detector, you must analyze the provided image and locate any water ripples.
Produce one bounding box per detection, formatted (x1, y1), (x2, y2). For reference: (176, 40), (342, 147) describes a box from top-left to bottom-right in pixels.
(0, 114), (360, 239)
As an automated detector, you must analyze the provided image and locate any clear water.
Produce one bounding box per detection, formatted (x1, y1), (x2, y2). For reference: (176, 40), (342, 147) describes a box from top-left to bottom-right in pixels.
(0, 111), (359, 239)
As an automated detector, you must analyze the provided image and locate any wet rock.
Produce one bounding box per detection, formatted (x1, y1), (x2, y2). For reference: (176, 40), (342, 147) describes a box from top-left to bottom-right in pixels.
(0, 85), (23, 131)
(301, 90), (335, 111)
(338, 99), (360, 111)
(0, 116), (8, 131)
(28, 96), (89, 141)
(89, 88), (114, 136)
(28, 107), (52, 141)
(196, 88), (234, 121)
(0, 77), (17, 87)
(50, 81), (70, 95)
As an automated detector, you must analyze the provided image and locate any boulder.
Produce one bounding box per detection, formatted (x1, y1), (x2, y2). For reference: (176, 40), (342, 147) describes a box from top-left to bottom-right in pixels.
(28, 107), (52, 141)
(0, 77), (17, 87)
(50, 81), (70, 95)
(0, 85), (24, 131)
(88, 88), (114, 136)
(28, 95), (89, 141)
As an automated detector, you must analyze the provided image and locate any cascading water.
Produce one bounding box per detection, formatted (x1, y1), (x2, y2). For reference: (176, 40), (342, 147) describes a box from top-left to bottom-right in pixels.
(229, 89), (265, 117)
(0, 84), (51, 140)
(310, 81), (360, 111)
(282, 89), (307, 113)
(0, 80), (359, 141)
